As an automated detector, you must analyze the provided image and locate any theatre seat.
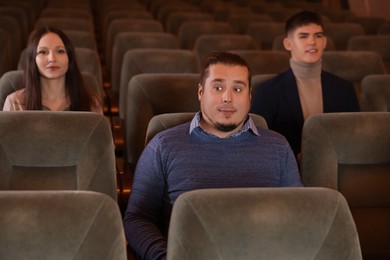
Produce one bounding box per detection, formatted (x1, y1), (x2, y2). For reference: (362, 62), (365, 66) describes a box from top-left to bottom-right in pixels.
(300, 112), (390, 259)
(167, 187), (362, 260)
(0, 111), (117, 201)
(360, 74), (390, 112)
(0, 190), (126, 259)
(145, 112), (268, 145)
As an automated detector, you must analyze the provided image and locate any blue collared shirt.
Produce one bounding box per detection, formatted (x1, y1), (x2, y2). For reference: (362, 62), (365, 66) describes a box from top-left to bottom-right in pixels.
(189, 111), (260, 138)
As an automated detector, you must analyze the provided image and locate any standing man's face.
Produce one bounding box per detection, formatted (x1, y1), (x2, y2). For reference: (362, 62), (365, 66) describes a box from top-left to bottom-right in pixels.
(283, 23), (327, 64)
(198, 63), (251, 138)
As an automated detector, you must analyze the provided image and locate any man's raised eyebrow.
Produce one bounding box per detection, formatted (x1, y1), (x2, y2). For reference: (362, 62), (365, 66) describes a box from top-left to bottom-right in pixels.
(233, 80), (247, 86)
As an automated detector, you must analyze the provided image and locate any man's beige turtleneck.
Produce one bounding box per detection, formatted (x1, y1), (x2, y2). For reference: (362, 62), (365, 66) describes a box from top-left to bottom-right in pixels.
(290, 58), (323, 120)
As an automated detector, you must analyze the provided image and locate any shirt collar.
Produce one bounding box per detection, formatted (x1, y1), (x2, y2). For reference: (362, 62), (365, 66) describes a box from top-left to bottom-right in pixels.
(189, 112), (260, 137)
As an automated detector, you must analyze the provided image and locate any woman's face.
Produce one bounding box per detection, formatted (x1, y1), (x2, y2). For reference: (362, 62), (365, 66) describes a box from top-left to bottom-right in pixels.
(35, 32), (69, 80)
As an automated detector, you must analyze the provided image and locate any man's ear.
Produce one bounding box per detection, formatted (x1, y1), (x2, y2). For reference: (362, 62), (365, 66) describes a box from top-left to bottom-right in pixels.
(198, 84), (203, 101)
(283, 36), (292, 51)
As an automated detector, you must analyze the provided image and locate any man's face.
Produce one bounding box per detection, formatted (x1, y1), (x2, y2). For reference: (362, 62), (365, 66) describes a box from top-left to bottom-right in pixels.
(198, 63), (251, 138)
(283, 23), (327, 64)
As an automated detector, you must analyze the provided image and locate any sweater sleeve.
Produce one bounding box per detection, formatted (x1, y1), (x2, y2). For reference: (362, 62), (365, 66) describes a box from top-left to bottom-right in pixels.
(123, 140), (168, 260)
(280, 141), (303, 187)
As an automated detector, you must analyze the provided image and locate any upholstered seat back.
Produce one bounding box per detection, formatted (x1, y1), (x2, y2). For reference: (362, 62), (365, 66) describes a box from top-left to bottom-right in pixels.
(301, 112), (390, 259)
(145, 112), (268, 145)
(167, 187), (362, 260)
(194, 34), (260, 66)
(0, 190), (126, 259)
(0, 112), (117, 200)
(360, 74), (390, 112)
(231, 50), (290, 75)
(111, 32), (179, 92)
(119, 49), (200, 119)
(125, 73), (200, 169)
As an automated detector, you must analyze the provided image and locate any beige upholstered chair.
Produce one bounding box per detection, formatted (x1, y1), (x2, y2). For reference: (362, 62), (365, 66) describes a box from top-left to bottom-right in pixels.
(347, 35), (390, 73)
(0, 29), (11, 77)
(231, 50), (290, 75)
(322, 51), (386, 104)
(167, 187), (362, 260)
(111, 32), (179, 93)
(0, 15), (22, 69)
(156, 5), (200, 26)
(119, 49), (200, 120)
(347, 16), (387, 35)
(166, 12), (214, 35)
(246, 22), (285, 49)
(0, 190), (126, 259)
(0, 112), (117, 201)
(360, 74), (390, 112)
(378, 22), (390, 35)
(324, 23), (365, 50)
(125, 73), (200, 172)
(227, 13), (273, 34)
(145, 112), (268, 145)
(300, 112), (390, 259)
(177, 21), (235, 49)
(34, 17), (95, 37)
(194, 34), (260, 66)
(104, 19), (164, 71)
(101, 10), (152, 42)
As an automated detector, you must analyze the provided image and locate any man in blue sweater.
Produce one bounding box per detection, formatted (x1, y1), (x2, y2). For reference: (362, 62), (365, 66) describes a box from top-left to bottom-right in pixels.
(124, 51), (302, 260)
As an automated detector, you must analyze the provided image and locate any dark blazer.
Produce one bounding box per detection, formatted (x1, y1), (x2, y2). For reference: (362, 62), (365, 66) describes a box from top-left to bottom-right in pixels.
(250, 68), (360, 155)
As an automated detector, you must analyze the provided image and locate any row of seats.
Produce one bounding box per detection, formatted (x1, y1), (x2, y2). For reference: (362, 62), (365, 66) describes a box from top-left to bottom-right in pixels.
(0, 1), (389, 258)
(145, 110), (390, 259)
(0, 108), (387, 259)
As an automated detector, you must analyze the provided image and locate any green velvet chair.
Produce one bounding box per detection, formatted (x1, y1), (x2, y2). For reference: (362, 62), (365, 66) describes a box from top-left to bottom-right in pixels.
(0, 111), (117, 201)
(0, 190), (126, 259)
(167, 187), (362, 260)
(300, 112), (390, 260)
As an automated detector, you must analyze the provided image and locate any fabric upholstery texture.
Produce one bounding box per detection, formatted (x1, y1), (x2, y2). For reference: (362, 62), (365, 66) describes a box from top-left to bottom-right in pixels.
(360, 74), (390, 112)
(105, 18), (164, 70)
(0, 190), (126, 259)
(300, 112), (390, 259)
(167, 187), (362, 260)
(145, 112), (268, 145)
(125, 73), (200, 170)
(119, 49), (200, 119)
(325, 23), (365, 50)
(347, 35), (390, 73)
(177, 21), (235, 49)
(0, 29), (11, 76)
(0, 111), (117, 201)
(194, 34), (260, 66)
(246, 22), (285, 50)
(231, 50), (290, 75)
(322, 51), (386, 103)
(111, 32), (179, 92)
(165, 12), (214, 35)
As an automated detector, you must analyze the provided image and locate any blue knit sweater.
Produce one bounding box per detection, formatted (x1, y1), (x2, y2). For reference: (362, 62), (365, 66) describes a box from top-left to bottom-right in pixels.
(124, 118), (302, 260)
